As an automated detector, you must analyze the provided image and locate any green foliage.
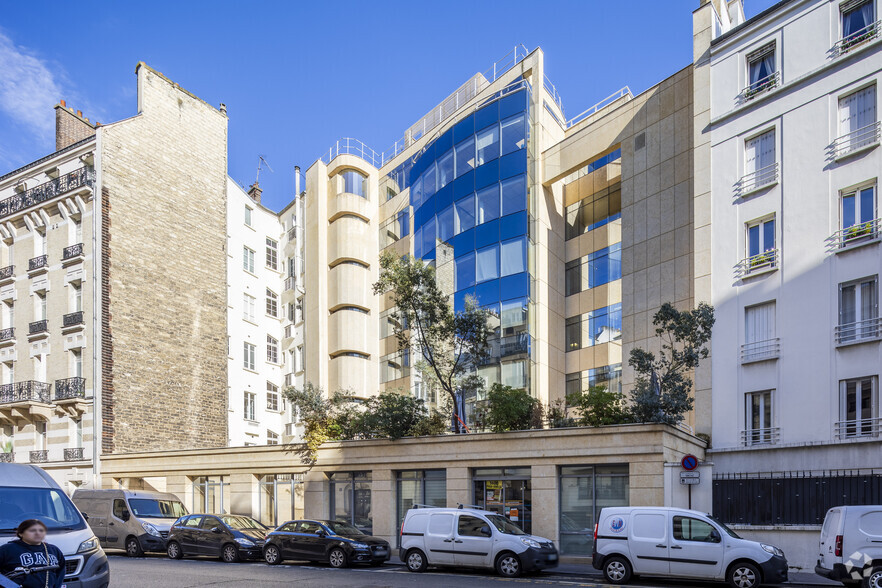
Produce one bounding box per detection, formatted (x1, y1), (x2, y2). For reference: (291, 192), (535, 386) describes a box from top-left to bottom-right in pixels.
(0, 440), (12, 454)
(360, 392), (432, 440)
(628, 302), (715, 425)
(567, 385), (631, 427)
(546, 399), (576, 429)
(481, 384), (543, 433)
(373, 252), (493, 433)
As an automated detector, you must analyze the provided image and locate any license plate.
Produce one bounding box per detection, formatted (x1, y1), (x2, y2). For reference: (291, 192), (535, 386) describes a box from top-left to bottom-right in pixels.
(548, 554), (558, 561)
(375, 549), (387, 554)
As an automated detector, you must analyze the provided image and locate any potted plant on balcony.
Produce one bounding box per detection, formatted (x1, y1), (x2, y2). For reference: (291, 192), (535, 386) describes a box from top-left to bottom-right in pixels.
(844, 222), (874, 242)
(749, 251), (774, 270)
(0, 440), (12, 462)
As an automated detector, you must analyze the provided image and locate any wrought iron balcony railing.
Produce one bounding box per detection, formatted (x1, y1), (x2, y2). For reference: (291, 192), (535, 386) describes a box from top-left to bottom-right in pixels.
(832, 121), (881, 159)
(736, 249), (778, 278)
(741, 338), (780, 363)
(829, 219), (882, 251)
(63, 311), (85, 328)
(0, 328), (13, 342)
(29, 450), (48, 463)
(0, 452), (12, 463)
(28, 255), (48, 272)
(0, 381), (51, 404)
(0, 167), (94, 220)
(55, 377), (86, 401)
(836, 417), (882, 439)
(64, 447), (85, 461)
(740, 427), (780, 446)
(29, 320), (48, 335)
(835, 317), (882, 345)
(0, 265), (12, 281)
(735, 162), (778, 198)
(834, 20), (881, 56)
(741, 71), (780, 101)
(62, 243), (84, 260)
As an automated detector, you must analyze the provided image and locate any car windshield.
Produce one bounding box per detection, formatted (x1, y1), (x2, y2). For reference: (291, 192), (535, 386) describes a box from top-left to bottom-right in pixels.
(220, 515), (266, 530)
(325, 521), (363, 536)
(128, 499), (187, 519)
(0, 487), (86, 533)
(708, 515), (741, 539)
(485, 514), (526, 535)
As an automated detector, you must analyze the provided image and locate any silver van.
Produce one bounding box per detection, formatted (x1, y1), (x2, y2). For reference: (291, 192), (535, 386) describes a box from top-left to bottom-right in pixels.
(72, 489), (187, 557)
(0, 463), (110, 587)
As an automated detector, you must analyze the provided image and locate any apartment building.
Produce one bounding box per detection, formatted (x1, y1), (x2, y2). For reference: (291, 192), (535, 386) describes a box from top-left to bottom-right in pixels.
(696, 0), (882, 567)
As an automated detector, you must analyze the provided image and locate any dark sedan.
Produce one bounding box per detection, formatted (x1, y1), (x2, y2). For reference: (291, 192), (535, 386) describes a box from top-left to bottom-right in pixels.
(166, 514), (268, 562)
(263, 519), (390, 568)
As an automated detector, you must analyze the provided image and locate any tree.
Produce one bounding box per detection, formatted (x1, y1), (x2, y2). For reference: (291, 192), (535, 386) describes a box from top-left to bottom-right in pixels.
(546, 399), (575, 428)
(284, 383), (343, 464)
(481, 384), (543, 433)
(567, 385), (631, 427)
(628, 302), (715, 425)
(360, 391), (435, 440)
(373, 252), (493, 433)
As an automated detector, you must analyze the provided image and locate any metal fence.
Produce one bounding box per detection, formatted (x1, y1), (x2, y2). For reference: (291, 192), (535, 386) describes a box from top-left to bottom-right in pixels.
(713, 470), (882, 525)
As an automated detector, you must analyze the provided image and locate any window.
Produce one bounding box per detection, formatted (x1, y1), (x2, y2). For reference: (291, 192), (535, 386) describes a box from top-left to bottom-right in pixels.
(565, 183), (622, 240)
(380, 349), (410, 383)
(396, 471), (446, 547)
(71, 348), (82, 378)
(70, 417), (83, 448)
(746, 44), (776, 96)
(455, 251), (476, 290)
(266, 289), (278, 317)
(423, 163), (437, 200)
(386, 187), (397, 201)
(34, 292), (47, 321)
(841, 184), (877, 240)
(458, 515), (491, 537)
(243, 246), (255, 273)
(112, 499), (129, 520)
(476, 125), (500, 166)
(501, 175), (525, 216)
(455, 195), (475, 235)
(266, 382), (279, 411)
(841, 0), (876, 44)
(743, 129), (776, 190)
(500, 114), (526, 156)
(380, 308), (405, 339)
(437, 149), (454, 190)
(745, 390), (774, 445)
(672, 516), (720, 542)
(2, 301), (12, 330)
(266, 238), (278, 270)
(71, 283), (82, 312)
(565, 244), (622, 296)
(243, 294), (256, 322)
(838, 85), (877, 154)
(328, 472), (372, 535)
(421, 216), (436, 255)
(500, 237), (526, 277)
(476, 184), (500, 224)
(267, 335), (279, 364)
(743, 301), (777, 361)
(330, 306), (369, 315)
(746, 217), (776, 269)
(559, 465), (629, 555)
(342, 170), (367, 198)
(295, 345), (304, 373)
(243, 342), (256, 371)
(476, 245), (499, 283)
(244, 206), (253, 227)
(566, 305), (623, 351)
(331, 351), (369, 360)
(455, 137), (476, 178)
(266, 430), (279, 445)
(437, 205), (454, 243)
(838, 276), (879, 343)
(244, 392), (256, 421)
(411, 176), (423, 210)
(839, 376), (878, 438)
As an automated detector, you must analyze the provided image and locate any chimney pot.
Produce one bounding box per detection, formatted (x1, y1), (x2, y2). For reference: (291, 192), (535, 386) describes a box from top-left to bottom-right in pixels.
(247, 182), (262, 204)
(294, 166), (301, 196)
(60, 99), (66, 107)
(77, 110), (82, 117)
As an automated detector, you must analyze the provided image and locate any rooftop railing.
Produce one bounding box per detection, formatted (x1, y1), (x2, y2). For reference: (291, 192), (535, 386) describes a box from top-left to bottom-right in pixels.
(741, 338), (780, 363)
(740, 71), (779, 102)
(565, 87), (632, 129)
(543, 74), (565, 115)
(835, 317), (882, 345)
(828, 219), (881, 251)
(833, 20), (881, 56)
(740, 427), (780, 446)
(832, 120), (881, 159)
(735, 162), (778, 198)
(836, 417), (882, 440)
(0, 167), (94, 219)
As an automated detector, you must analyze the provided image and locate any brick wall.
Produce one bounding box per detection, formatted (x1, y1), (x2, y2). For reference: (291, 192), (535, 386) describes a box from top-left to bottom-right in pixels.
(98, 63), (228, 452)
(55, 105), (95, 151)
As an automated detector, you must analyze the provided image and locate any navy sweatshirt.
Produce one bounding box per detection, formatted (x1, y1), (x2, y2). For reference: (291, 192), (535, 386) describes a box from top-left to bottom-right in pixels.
(0, 540), (65, 588)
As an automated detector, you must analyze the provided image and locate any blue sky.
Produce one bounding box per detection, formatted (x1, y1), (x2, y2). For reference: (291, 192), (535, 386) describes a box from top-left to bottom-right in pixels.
(0, 0), (781, 211)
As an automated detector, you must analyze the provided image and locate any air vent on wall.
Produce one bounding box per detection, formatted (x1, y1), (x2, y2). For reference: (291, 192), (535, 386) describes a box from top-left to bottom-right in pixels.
(635, 132), (646, 151)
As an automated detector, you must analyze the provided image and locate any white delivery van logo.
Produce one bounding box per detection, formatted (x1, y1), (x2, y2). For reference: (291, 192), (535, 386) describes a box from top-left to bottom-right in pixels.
(609, 517), (625, 533)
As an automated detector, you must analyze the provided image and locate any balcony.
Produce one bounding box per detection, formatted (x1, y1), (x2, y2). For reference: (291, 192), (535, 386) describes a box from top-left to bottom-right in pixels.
(835, 317), (882, 346)
(831, 121), (881, 160)
(0, 328), (14, 348)
(27, 255), (48, 276)
(62, 311), (85, 332)
(55, 377), (85, 401)
(833, 20), (881, 56)
(741, 338), (780, 363)
(62, 243), (84, 266)
(284, 276), (296, 291)
(740, 71), (779, 102)
(736, 249), (778, 278)
(28, 320), (48, 340)
(836, 417), (882, 440)
(740, 427), (780, 447)
(0, 381), (51, 405)
(0, 265), (13, 285)
(735, 163), (778, 199)
(29, 450), (47, 463)
(64, 447), (85, 462)
(0, 166), (95, 220)
(0, 452), (12, 463)
(828, 219), (882, 252)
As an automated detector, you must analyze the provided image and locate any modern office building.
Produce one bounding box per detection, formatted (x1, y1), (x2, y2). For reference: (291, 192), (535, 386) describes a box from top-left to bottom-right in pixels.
(696, 0), (882, 567)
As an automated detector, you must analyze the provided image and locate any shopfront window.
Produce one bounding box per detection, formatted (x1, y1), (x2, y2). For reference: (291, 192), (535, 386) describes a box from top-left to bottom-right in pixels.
(329, 472), (372, 535)
(472, 467), (531, 534)
(258, 474), (303, 527)
(193, 476), (229, 514)
(559, 465), (629, 555)
(395, 470), (446, 546)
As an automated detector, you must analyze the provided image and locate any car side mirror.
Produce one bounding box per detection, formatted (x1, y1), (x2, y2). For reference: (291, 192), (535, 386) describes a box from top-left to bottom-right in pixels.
(480, 525), (492, 537)
(709, 529), (721, 543)
(82, 513), (89, 521)
(211, 527), (222, 534)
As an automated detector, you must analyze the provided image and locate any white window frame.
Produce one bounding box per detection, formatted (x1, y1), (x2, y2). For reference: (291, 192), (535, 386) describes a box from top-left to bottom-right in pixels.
(741, 128), (777, 194)
(243, 246), (255, 273)
(266, 289), (278, 318)
(266, 335), (279, 364)
(837, 275), (879, 343)
(744, 390), (774, 445)
(266, 382), (279, 412)
(266, 238), (278, 271)
(244, 391), (256, 421)
(243, 342), (256, 371)
(840, 0), (877, 40)
(244, 205), (253, 227)
(742, 301), (778, 362)
(243, 294), (256, 322)
(744, 215), (777, 271)
(838, 376), (879, 438)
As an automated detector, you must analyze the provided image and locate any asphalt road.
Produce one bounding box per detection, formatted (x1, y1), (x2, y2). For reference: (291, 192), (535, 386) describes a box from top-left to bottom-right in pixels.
(105, 554), (826, 588)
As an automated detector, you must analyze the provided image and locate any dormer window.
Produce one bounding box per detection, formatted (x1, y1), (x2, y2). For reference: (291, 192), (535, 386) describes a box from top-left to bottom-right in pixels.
(745, 43), (777, 99)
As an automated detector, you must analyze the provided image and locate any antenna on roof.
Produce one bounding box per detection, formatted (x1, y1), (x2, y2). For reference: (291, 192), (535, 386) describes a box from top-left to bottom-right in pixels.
(256, 155), (274, 184)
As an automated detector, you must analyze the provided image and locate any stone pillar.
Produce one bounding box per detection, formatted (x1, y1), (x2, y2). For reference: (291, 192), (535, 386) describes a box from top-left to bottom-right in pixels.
(303, 471), (328, 520)
(446, 467), (471, 507)
(531, 465), (559, 545)
(371, 468), (394, 544)
(230, 473), (256, 517)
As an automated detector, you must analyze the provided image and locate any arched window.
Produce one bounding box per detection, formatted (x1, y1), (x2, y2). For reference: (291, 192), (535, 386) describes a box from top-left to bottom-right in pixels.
(341, 170), (367, 198)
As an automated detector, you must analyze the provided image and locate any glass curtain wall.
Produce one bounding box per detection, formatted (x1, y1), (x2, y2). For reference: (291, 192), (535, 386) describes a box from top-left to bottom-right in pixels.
(559, 465), (629, 555)
(395, 470), (447, 546)
(329, 472), (373, 535)
(193, 476), (229, 514)
(258, 474), (302, 527)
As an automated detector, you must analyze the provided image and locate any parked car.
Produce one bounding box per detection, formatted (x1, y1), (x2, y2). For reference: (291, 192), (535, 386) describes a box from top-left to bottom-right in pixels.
(263, 519), (389, 568)
(0, 463), (110, 587)
(72, 488), (187, 556)
(399, 506), (558, 577)
(592, 507), (787, 588)
(166, 514), (268, 562)
(816, 505), (882, 587)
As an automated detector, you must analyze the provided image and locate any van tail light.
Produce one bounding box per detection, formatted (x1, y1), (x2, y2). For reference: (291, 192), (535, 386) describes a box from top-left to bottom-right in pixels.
(835, 535), (843, 557)
(594, 522), (598, 543)
(400, 521), (404, 537)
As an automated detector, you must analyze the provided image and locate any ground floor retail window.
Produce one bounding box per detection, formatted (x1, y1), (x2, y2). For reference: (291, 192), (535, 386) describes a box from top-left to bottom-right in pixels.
(258, 474), (303, 527)
(395, 470), (446, 547)
(473, 467), (532, 534)
(193, 476), (229, 514)
(559, 465), (629, 555)
(329, 472), (372, 535)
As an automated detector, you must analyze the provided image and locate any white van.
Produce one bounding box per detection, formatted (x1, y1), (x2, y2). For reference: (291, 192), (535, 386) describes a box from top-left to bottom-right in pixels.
(592, 507), (787, 588)
(72, 489), (187, 557)
(399, 506), (558, 577)
(815, 505), (882, 587)
(0, 463), (110, 587)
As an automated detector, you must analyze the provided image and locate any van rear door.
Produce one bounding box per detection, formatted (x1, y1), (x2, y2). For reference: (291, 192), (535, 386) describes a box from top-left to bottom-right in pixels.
(629, 510), (671, 576)
(819, 507), (843, 570)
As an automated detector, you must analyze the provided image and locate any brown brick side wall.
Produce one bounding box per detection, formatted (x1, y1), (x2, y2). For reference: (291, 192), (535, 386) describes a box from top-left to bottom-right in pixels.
(55, 106), (95, 151)
(101, 186), (115, 453)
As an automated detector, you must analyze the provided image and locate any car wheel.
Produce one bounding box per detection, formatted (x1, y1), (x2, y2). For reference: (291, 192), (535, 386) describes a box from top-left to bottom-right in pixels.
(728, 561), (761, 588)
(222, 543), (240, 563)
(864, 567), (882, 588)
(328, 547), (348, 569)
(264, 544), (281, 565)
(125, 536), (144, 557)
(166, 541), (183, 560)
(405, 549), (428, 572)
(496, 552), (522, 578)
(603, 555), (633, 585)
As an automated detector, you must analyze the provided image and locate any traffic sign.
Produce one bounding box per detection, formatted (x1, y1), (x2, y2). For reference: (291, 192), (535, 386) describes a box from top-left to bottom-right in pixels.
(681, 454), (699, 471)
(680, 471), (700, 485)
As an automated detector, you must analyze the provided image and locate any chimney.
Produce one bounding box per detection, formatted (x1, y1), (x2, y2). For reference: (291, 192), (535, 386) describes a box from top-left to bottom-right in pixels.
(247, 182), (262, 204)
(294, 166), (301, 196)
(54, 102), (96, 151)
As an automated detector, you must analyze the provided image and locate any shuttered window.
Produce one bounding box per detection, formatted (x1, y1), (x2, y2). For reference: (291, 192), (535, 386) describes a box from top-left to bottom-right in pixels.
(745, 129), (776, 175)
(840, 85), (877, 135)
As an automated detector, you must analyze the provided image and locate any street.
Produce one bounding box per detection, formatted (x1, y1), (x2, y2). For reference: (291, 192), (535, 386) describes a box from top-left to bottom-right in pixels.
(105, 554), (829, 587)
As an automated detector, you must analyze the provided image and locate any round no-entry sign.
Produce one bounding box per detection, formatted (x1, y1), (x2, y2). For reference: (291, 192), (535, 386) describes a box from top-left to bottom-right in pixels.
(681, 454), (698, 471)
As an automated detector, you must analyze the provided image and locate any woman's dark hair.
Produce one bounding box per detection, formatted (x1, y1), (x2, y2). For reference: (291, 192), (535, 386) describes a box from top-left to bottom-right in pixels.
(16, 519), (47, 538)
